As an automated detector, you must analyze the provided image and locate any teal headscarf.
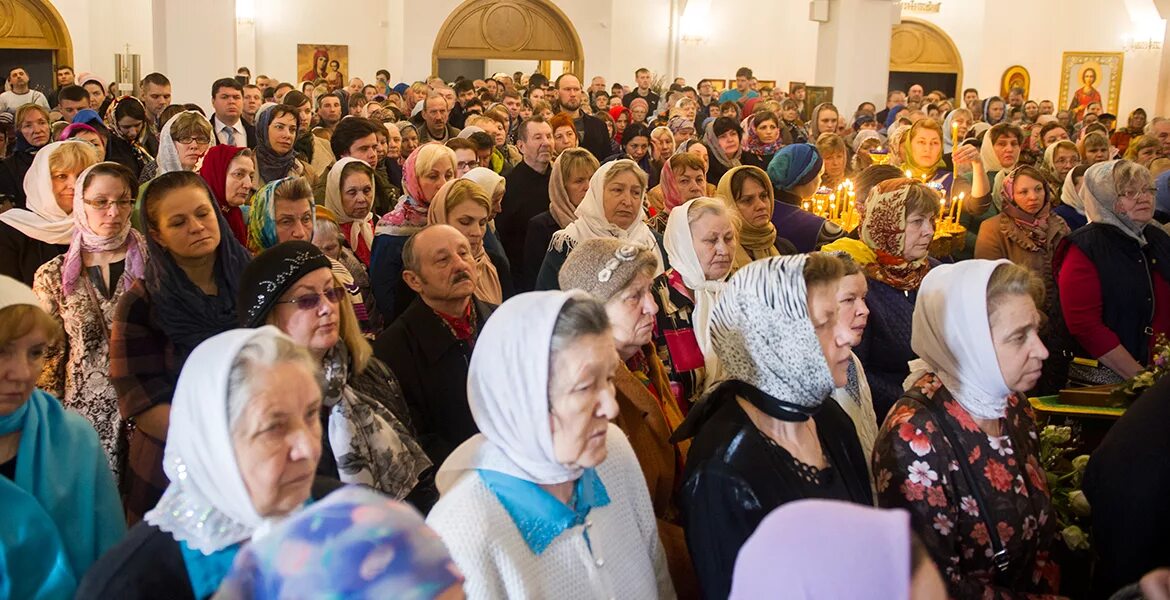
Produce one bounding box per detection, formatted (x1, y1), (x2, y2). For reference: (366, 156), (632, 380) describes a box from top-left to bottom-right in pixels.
(246, 177), (316, 253)
(0, 389), (126, 598)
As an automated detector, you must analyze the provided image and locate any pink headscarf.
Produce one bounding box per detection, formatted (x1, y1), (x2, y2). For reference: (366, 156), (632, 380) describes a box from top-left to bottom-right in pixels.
(61, 163), (147, 296)
(729, 500), (911, 600)
(376, 143), (444, 236)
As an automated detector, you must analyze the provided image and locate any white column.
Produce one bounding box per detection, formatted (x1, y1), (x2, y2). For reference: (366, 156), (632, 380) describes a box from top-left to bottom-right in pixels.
(152, 0), (237, 112)
(814, 0), (901, 112)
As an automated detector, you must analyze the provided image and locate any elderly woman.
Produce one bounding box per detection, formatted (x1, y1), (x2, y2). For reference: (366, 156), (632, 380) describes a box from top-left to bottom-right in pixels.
(216, 486), (464, 598)
(646, 152), (710, 233)
(716, 165), (797, 273)
(855, 178), (939, 420)
(397, 121), (420, 158)
(79, 327), (338, 598)
(524, 148), (599, 286)
(975, 165), (1070, 310)
(198, 145), (256, 247)
(649, 126), (676, 183)
(1056, 159), (1170, 383)
(535, 159), (666, 290)
(1042, 139), (1080, 196)
(673, 254), (873, 600)
(873, 260), (1059, 598)
(254, 104), (315, 186)
(0, 141), (101, 286)
(0, 275), (124, 599)
(703, 117), (744, 186)
(0, 104), (52, 209)
(321, 157), (377, 265)
(426, 291), (675, 599)
(238, 241), (432, 504)
(816, 133), (849, 189)
(648, 198), (735, 410)
(110, 171), (253, 524)
(1124, 135), (1161, 168)
(138, 111), (213, 183)
(1055, 164), (1090, 231)
(557, 238), (697, 595)
(767, 143), (846, 252)
(729, 500), (946, 600)
(371, 143), (457, 317)
(33, 162), (144, 478)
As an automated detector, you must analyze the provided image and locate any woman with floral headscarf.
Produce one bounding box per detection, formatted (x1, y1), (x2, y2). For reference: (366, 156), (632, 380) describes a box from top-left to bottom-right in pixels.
(1056, 159), (1170, 383)
(33, 162), (146, 478)
(975, 165), (1069, 305)
(673, 254), (873, 600)
(741, 111), (785, 168)
(855, 179), (940, 420)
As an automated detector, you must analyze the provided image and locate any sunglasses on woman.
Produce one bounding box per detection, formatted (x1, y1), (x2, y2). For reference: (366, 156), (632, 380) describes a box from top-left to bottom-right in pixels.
(274, 286), (345, 310)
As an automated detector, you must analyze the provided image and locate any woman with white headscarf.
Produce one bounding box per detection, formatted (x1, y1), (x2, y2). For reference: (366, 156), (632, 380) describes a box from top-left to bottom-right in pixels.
(426, 291), (674, 600)
(534, 159), (666, 290)
(136, 111), (213, 184)
(652, 197), (734, 407)
(1056, 159), (1170, 383)
(79, 327), (340, 599)
(672, 254), (873, 600)
(873, 259), (1059, 598)
(33, 162), (146, 478)
(0, 140), (100, 285)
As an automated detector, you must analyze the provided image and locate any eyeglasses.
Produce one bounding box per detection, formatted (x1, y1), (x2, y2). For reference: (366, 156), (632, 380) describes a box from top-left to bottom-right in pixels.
(175, 136), (211, 145)
(83, 198), (134, 211)
(1122, 187), (1156, 200)
(274, 286), (345, 310)
(456, 160), (477, 171)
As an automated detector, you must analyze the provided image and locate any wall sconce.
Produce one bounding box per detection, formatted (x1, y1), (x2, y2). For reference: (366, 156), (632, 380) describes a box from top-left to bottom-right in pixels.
(1122, 21), (1165, 53)
(680, 0), (710, 44)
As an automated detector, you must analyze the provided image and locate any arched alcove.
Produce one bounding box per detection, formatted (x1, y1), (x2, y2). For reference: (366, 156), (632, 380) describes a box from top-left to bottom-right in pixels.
(0, 0), (73, 67)
(432, 0), (584, 80)
(889, 18), (963, 98)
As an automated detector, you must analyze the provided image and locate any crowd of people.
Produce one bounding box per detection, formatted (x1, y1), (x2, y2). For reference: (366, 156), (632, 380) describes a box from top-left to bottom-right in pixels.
(2, 59), (1170, 599)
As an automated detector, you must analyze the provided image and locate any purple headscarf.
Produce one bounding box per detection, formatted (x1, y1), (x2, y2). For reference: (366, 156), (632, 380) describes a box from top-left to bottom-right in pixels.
(730, 500), (911, 599)
(60, 163), (147, 296)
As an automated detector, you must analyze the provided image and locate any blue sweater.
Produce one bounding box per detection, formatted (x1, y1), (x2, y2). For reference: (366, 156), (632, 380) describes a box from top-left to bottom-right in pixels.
(855, 273), (928, 423)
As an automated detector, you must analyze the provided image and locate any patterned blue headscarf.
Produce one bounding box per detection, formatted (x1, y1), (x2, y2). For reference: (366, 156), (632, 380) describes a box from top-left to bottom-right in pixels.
(216, 486), (464, 599)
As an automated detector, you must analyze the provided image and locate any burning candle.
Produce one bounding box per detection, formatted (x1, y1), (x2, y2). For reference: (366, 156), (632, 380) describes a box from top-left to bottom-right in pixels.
(904, 169), (912, 179)
(951, 120), (959, 148)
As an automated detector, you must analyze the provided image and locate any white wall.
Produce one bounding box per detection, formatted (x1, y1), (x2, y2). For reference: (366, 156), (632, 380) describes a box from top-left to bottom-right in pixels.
(911, 0), (1164, 117)
(51, 0), (154, 82)
(248, 0), (390, 85)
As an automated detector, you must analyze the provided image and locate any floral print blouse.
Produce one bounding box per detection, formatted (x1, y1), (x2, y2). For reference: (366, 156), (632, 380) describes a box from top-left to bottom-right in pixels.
(873, 373), (1063, 599)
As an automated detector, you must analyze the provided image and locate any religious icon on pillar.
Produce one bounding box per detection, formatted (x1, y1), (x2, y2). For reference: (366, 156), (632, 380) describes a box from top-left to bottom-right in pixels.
(297, 44), (350, 90)
(999, 66), (1030, 100)
(1058, 52), (1123, 123)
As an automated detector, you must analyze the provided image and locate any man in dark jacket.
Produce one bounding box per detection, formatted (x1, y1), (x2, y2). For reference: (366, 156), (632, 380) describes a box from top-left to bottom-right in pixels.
(496, 117), (553, 291)
(554, 74), (611, 162)
(373, 225), (496, 466)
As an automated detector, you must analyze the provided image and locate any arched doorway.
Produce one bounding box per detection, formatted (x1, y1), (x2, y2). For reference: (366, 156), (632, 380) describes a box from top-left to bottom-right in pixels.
(888, 18), (962, 100)
(0, 0), (73, 92)
(432, 0), (584, 81)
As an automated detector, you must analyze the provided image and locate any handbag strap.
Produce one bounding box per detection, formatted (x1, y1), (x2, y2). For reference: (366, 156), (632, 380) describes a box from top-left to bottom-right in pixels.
(903, 389), (1012, 578)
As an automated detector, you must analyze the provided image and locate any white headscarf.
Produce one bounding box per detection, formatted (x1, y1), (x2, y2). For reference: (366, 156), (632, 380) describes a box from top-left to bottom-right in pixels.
(1061, 167), (1086, 215)
(145, 327), (298, 554)
(549, 159), (664, 274)
(436, 290), (590, 493)
(663, 198), (728, 368)
(0, 141), (88, 244)
(1082, 159), (1147, 245)
(906, 259), (1014, 420)
(0, 274), (41, 309)
(324, 157), (374, 252)
(156, 111), (212, 175)
(461, 167), (504, 200)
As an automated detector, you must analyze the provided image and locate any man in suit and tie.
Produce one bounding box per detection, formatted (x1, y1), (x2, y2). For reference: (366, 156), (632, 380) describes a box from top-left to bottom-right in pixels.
(210, 77), (256, 149)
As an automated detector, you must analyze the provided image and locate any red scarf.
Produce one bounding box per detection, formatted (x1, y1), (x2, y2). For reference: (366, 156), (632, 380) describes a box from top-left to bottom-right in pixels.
(199, 145), (248, 246)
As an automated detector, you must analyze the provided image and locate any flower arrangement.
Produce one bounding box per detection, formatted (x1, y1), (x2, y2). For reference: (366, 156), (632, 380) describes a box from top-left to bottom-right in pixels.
(1115, 334), (1170, 402)
(1038, 425), (1092, 552)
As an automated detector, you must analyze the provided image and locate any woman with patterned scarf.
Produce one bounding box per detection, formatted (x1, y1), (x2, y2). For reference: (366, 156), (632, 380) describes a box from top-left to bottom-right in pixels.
(854, 178), (940, 421)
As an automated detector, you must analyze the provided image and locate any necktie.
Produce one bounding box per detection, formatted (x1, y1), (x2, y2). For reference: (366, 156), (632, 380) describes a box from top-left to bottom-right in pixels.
(223, 126), (236, 146)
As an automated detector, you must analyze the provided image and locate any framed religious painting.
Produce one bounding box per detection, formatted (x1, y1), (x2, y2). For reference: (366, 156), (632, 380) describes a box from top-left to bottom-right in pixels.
(297, 44), (349, 89)
(1058, 52), (1123, 123)
(806, 85), (834, 108)
(1000, 65), (1030, 100)
(703, 78), (728, 93)
(755, 79), (777, 91)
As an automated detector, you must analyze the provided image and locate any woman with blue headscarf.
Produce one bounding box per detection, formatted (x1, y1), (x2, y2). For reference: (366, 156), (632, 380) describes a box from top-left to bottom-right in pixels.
(766, 143), (846, 252)
(0, 274), (125, 599)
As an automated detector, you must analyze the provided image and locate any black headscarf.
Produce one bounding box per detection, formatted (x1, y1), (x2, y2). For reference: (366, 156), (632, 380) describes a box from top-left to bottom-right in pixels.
(140, 171), (253, 362)
(254, 104), (297, 183)
(237, 241), (332, 327)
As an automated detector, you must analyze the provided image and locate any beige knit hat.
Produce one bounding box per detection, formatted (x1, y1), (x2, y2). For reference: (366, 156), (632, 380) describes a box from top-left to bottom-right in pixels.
(557, 238), (659, 301)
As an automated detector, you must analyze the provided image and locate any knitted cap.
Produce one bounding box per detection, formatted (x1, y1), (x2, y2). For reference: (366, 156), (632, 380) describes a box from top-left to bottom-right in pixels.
(237, 241), (333, 327)
(767, 143), (823, 191)
(558, 237), (658, 302)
